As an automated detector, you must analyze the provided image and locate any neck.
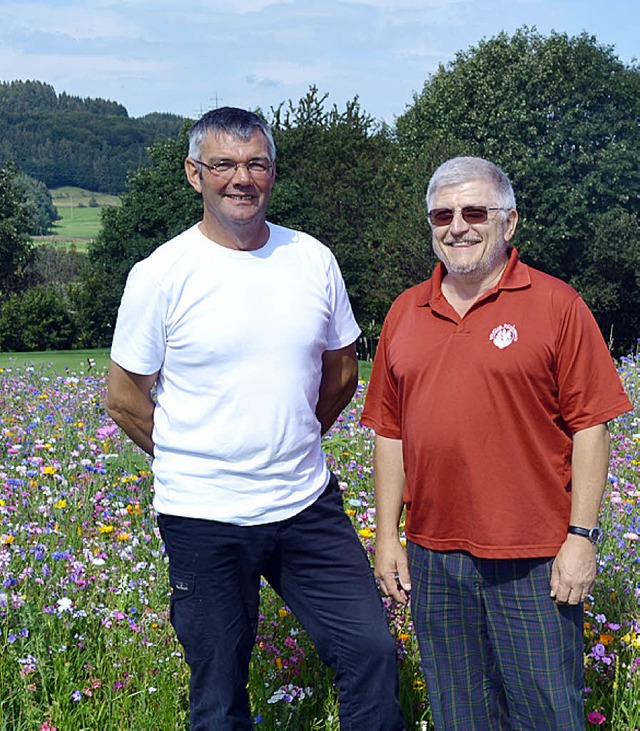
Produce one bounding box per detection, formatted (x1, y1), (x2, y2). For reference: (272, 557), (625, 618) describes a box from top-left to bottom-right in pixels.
(199, 219), (269, 251)
(441, 257), (508, 317)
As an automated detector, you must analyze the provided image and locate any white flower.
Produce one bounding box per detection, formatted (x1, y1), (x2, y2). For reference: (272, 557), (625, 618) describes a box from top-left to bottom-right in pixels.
(56, 597), (73, 613)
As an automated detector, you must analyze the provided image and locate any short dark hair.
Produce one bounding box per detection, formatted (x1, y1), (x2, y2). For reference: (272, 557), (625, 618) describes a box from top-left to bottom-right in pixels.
(187, 107), (276, 162)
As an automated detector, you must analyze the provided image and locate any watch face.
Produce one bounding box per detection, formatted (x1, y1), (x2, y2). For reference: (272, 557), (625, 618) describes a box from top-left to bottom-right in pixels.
(589, 527), (603, 543)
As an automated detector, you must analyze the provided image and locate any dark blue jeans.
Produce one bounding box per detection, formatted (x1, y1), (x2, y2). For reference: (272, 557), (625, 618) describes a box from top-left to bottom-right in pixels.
(157, 475), (405, 731)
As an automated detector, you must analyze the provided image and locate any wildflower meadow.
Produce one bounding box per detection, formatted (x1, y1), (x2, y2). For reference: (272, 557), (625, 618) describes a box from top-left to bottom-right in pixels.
(0, 352), (638, 730)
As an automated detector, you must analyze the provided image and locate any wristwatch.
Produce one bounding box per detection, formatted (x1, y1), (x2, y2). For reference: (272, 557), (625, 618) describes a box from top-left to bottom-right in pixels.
(567, 525), (603, 544)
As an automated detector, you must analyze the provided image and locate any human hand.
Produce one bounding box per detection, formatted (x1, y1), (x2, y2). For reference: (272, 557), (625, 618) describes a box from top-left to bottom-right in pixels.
(550, 534), (597, 605)
(374, 536), (411, 605)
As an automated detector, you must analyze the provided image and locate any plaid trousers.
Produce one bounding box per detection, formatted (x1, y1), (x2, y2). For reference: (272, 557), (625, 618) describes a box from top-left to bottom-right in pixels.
(407, 542), (585, 731)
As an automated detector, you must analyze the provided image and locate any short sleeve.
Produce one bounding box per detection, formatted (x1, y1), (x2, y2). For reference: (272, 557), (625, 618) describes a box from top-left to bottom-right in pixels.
(360, 313), (402, 438)
(110, 263), (168, 375)
(555, 295), (631, 432)
(324, 253), (361, 350)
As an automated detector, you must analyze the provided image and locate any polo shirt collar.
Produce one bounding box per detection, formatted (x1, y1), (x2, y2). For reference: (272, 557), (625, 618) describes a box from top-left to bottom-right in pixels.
(417, 246), (531, 308)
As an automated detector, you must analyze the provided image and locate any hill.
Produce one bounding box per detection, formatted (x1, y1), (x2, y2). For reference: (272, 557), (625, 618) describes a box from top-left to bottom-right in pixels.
(0, 80), (187, 193)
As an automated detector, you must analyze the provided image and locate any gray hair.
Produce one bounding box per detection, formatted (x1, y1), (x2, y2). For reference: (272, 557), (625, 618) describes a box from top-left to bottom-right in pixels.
(426, 156), (516, 211)
(187, 106), (276, 162)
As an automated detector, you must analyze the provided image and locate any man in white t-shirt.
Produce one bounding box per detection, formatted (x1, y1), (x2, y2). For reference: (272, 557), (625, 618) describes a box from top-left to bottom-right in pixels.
(105, 107), (405, 731)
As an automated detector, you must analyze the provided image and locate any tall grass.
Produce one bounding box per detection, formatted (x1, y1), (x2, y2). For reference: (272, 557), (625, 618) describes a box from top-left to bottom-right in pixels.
(0, 355), (637, 730)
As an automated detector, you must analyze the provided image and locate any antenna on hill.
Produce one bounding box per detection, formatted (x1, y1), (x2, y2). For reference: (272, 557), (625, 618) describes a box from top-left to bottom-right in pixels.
(192, 94), (223, 117)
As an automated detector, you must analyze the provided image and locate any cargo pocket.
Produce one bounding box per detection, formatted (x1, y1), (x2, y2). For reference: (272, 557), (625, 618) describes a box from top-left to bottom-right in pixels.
(168, 570), (201, 658)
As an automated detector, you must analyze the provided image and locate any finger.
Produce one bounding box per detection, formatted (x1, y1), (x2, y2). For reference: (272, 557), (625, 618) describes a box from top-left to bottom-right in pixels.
(397, 567), (412, 593)
(379, 575), (409, 605)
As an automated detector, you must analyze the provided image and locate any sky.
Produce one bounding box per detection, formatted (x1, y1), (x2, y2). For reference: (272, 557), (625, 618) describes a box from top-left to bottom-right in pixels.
(0, 0), (637, 125)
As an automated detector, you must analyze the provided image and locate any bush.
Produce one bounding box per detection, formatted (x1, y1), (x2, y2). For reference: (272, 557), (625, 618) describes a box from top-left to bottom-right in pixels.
(0, 284), (77, 351)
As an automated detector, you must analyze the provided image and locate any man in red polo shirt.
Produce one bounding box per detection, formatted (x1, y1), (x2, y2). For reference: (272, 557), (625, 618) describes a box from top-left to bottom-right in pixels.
(361, 156), (632, 730)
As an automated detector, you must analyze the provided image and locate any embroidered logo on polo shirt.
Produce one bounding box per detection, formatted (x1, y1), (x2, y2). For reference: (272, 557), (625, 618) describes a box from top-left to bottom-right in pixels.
(489, 323), (518, 349)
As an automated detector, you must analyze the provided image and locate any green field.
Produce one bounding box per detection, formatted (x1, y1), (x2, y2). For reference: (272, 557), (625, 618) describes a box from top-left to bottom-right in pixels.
(0, 349), (373, 380)
(40, 186), (121, 245)
(0, 348), (111, 374)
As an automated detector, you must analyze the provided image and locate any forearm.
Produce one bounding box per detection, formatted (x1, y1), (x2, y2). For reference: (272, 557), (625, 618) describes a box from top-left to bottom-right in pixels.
(107, 400), (155, 455)
(373, 434), (410, 602)
(316, 344), (358, 435)
(374, 435), (406, 538)
(105, 362), (158, 456)
(569, 423), (611, 527)
(550, 422), (611, 603)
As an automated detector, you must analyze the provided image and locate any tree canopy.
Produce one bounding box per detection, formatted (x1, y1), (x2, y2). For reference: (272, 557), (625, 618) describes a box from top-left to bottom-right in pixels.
(2, 27), (638, 355)
(394, 26), (640, 353)
(0, 81), (185, 193)
(0, 162), (33, 299)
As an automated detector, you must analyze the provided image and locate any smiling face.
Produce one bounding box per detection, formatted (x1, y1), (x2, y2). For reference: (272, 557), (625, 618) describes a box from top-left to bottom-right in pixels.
(185, 129), (275, 250)
(430, 179), (518, 284)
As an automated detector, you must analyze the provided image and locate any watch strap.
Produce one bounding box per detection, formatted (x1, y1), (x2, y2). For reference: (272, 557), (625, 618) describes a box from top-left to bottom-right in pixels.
(568, 525), (602, 544)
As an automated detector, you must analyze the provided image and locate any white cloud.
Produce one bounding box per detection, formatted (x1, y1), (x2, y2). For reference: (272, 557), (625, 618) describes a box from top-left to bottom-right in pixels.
(0, 2), (141, 41)
(0, 47), (174, 82)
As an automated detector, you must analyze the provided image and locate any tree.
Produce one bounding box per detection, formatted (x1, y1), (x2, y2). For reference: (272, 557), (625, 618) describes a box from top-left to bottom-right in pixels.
(0, 161), (33, 300)
(0, 284), (77, 351)
(393, 27), (640, 354)
(16, 171), (58, 235)
(268, 86), (397, 332)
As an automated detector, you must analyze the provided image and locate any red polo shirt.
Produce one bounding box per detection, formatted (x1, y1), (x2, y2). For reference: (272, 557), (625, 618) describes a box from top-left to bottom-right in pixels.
(361, 248), (632, 558)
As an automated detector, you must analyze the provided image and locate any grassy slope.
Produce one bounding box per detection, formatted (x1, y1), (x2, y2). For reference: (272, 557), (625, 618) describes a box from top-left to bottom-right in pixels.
(36, 186), (121, 246)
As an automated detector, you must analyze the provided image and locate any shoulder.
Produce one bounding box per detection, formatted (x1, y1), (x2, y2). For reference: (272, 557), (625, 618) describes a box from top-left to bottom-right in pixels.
(129, 224), (205, 282)
(527, 265), (579, 299)
(523, 265), (588, 321)
(267, 222), (339, 270)
(387, 278), (433, 318)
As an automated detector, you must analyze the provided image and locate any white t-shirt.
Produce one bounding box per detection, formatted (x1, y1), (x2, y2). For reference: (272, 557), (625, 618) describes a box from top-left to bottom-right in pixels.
(110, 222), (361, 525)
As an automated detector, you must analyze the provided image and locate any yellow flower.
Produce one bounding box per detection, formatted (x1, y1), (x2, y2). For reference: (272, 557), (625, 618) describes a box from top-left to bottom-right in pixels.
(116, 532), (131, 541)
(278, 608), (290, 618)
(359, 527), (375, 539)
(98, 525), (115, 534)
(345, 508), (356, 517)
(1, 534), (15, 545)
(42, 465), (57, 475)
(53, 499), (67, 509)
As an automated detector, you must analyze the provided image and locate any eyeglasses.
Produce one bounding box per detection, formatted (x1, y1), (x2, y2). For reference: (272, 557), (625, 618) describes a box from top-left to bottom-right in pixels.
(428, 206), (506, 227)
(192, 158), (273, 178)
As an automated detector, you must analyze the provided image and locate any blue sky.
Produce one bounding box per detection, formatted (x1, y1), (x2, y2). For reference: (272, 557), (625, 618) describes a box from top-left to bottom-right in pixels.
(0, 0), (637, 124)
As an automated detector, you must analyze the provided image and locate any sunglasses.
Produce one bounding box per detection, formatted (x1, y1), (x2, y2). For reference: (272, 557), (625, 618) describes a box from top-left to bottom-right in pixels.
(428, 206), (506, 227)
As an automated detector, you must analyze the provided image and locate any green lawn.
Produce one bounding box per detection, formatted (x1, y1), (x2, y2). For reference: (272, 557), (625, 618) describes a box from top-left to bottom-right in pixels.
(0, 348), (111, 374)
(0, 349), (372, 380)
(44, 186), (121, 244)
(50, 206), (103, 240)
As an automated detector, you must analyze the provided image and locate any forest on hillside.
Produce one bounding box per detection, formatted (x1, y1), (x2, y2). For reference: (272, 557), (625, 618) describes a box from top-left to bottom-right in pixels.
(0, 28), (639, 356)
(0, 80), (185, 192)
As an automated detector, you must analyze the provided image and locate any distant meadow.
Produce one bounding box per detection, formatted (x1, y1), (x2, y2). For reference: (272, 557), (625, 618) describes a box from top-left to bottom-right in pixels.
(0, 353), (638, 730)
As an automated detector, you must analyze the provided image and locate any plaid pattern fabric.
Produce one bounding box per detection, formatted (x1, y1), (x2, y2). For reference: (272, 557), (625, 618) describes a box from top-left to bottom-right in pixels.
(407, 543), (585, 730)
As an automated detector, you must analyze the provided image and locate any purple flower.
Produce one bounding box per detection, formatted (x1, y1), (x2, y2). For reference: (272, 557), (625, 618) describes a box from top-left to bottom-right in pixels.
(71, 690), (82, 702)
(587, 711), (606, 725)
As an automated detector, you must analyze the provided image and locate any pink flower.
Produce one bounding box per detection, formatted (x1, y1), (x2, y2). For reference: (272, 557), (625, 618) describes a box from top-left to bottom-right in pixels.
(587, 711), (606, 725)
(40, 724), (58, 731)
